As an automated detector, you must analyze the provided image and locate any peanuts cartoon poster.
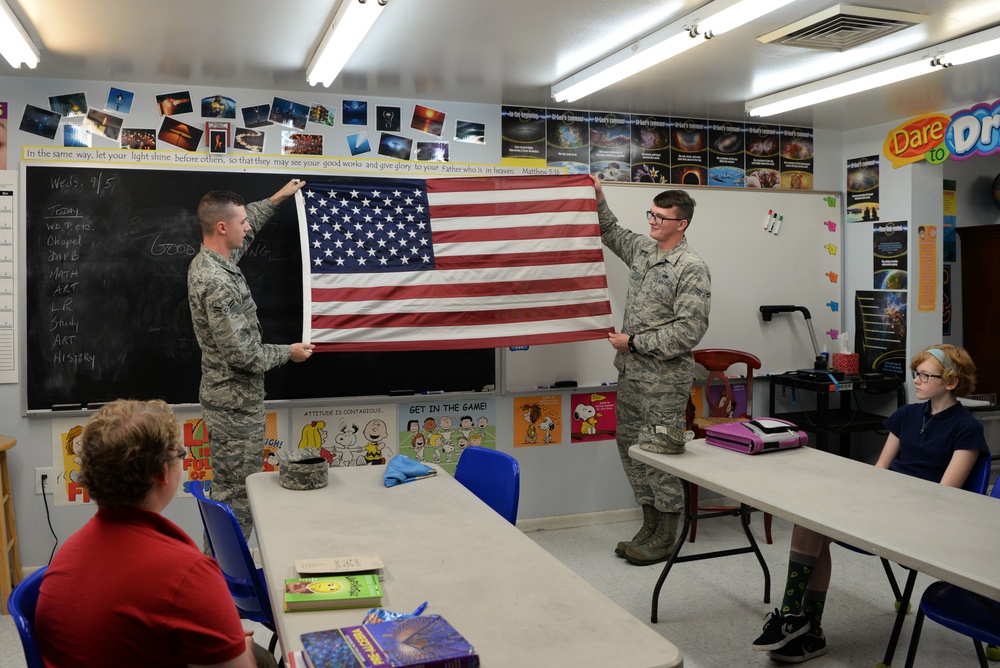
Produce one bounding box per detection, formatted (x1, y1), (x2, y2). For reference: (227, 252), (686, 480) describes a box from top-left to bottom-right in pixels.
(51, 417), (90, 506)
(513, 394), (563, 448)
(175, 409), (289, 497)
(291, 404), (397, 467)
(49, 409), (288, 505)
(398, 397), (497, 476)
(570, 391), (617, 442)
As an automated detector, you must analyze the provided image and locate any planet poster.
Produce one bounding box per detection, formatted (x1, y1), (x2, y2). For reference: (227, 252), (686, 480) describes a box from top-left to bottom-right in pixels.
(873, 221), (908, 290)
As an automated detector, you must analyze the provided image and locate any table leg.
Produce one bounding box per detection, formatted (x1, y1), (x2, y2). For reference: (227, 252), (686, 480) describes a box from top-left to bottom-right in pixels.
(738, 503), (771, 605)
(650, 481), (772, 623)
(838, 389), (852, 458)
(651, 483), (693, 623)
(881, 568), (918, 667)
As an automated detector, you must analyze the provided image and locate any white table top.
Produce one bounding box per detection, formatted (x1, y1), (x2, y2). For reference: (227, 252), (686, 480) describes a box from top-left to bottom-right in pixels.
(630, 441), (1000, 601)
(246, 468), (683, 667)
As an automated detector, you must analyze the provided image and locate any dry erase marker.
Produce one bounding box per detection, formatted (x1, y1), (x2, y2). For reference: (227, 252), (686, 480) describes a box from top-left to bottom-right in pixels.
(772, 215), (784, 235)
(767, 212), (778, 232)
(763, 209), (773, 230)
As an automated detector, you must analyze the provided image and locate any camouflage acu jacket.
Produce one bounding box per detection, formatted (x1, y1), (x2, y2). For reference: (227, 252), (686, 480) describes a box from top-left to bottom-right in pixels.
(187, 198), (292, 411)
(597, 199), (712, 380)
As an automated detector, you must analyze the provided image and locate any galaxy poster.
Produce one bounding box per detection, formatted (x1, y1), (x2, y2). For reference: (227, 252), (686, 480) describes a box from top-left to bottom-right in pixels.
(780, 127), (814, 190)
(854, 290), (907, 377)
(589, 112), (631, 182)
(745, 123), (780, 189)
(847, 155), (880, 222)
(873, 221), (908, 290)
(708, 120), (744, 187)
(546, 109), (589, 174)
(630, 114), (670, 183)
(500, 106), (546, 160)
(671, 118), (707, 187)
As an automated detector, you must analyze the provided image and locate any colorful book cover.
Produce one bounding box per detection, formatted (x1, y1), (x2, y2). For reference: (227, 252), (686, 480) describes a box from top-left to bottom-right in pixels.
(284, 574), (383, 612)
(301, 614), (479, 668)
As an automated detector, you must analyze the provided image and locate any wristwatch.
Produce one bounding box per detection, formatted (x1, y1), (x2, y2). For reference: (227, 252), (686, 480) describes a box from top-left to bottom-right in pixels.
(627, 334), (637, 353)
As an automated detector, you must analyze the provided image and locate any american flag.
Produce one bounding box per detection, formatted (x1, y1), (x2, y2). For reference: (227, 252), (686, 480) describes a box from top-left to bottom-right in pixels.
(295, 174), (614, 351)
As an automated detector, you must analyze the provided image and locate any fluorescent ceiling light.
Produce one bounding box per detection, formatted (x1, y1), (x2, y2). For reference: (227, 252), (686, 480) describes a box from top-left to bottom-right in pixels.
(746, 24), (1000, 117)
(0, 0), (39, 69)
(307, 0), (387, 87)
(551, 0), (800, 103)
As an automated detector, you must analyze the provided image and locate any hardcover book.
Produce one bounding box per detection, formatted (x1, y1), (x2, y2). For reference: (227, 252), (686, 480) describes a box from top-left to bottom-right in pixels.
(284, 574), (383, 612)
(300, 614), (479, 668)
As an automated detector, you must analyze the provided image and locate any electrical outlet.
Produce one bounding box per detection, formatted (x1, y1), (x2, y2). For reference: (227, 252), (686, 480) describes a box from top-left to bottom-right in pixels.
(35, 467), (53, 495)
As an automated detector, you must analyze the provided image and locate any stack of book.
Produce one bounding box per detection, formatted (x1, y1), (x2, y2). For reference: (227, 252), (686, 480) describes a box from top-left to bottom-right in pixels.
(284, 554), (387, 612)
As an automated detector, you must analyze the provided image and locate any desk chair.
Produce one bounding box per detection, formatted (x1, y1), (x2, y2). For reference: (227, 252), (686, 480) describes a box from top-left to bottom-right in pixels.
(840, 450), (992, 668)
(8, 566), (46, 668)
(454, 446), (520, 524)
(903, 477), (1000, 668)
(189, 481), (280, 660)
(686, 349), (772, 543)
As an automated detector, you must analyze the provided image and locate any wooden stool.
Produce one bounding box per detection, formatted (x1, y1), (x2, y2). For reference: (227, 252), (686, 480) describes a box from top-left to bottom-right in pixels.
(0, 436), (23, 614)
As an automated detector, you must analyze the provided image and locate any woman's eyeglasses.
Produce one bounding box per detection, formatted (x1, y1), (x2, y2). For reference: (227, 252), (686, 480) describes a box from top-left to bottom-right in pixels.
(911, 370), (943, 383)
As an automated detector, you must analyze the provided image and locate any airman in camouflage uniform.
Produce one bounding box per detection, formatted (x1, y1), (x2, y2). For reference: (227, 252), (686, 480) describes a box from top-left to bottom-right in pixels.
(187, 180), (314, 538)
(592, 176), (711, 566)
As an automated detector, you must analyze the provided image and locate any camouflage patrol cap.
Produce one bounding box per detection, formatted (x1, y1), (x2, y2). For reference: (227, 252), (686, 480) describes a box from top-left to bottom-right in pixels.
(637, 423), (693, 455)
(279, 457), (329, 490)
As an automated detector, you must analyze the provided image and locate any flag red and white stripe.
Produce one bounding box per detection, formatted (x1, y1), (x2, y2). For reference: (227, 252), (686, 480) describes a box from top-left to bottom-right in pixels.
(296, 174), (613, 351)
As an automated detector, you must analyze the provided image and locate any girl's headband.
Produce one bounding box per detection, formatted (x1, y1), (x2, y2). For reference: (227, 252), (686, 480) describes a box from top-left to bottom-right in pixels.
(925, 347), (956, 372)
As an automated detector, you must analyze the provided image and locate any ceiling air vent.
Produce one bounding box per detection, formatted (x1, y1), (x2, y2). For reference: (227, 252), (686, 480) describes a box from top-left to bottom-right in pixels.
(758, 5), (925, 51)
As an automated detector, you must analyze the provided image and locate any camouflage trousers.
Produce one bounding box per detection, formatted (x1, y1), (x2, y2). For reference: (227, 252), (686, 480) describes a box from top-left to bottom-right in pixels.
(614, 373), (686, 514)
(203, 405), (265, 541)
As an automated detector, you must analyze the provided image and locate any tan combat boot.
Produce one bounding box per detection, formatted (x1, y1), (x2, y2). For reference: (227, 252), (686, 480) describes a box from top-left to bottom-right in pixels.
(615, 504), (659, 557)
(624, 511), (680, 565)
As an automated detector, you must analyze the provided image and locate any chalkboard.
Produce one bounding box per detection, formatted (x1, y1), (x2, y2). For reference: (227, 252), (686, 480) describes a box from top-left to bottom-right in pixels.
(503, 182), (843, 390)
(23, 165), (496, 412)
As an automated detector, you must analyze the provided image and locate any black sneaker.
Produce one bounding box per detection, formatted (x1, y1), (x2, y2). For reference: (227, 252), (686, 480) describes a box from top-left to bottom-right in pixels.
(767, 629), (828, 663)
(752, 609), (810, 651)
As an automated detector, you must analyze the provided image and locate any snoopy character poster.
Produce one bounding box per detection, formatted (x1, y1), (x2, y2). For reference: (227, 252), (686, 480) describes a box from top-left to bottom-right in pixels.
(513, 394), (563, 447)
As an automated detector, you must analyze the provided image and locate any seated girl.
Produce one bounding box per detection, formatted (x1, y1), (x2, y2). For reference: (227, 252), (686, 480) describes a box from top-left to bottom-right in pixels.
(751, 344), (990, 663)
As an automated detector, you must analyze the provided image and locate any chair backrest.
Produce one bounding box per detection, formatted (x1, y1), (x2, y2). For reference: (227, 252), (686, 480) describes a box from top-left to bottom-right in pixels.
(692, 348), (762, 420)
(963, 450), (992, 494)
(454, 447), (520, 524)
(189, 480), (276, 626)
(8, 566), (47, 668)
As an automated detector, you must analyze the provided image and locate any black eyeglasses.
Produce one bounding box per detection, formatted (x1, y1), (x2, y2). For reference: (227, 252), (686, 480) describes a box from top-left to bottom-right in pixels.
(646, 210), (685, 224)
(911, 370), (943, 383)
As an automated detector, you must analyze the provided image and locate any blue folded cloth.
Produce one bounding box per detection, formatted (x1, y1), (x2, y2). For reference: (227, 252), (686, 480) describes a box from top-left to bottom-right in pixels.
(384, 455), (437, 487)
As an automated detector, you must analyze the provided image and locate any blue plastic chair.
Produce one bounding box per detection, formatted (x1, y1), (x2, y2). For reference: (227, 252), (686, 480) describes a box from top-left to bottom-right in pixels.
(7, 566), (46, 668)
(903, 476), (1000, 668)
(189, 480), (279, 657)
(838, 450), (993, 667)
(454, 446), (520, 524)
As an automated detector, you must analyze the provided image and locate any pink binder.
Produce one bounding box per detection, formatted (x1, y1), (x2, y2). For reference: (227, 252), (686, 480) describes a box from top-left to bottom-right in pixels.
(705, 418), (807, 455)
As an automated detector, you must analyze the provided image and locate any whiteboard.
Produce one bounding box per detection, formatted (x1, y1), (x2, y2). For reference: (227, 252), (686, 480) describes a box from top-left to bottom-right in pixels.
(503, 183), (843, 391)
